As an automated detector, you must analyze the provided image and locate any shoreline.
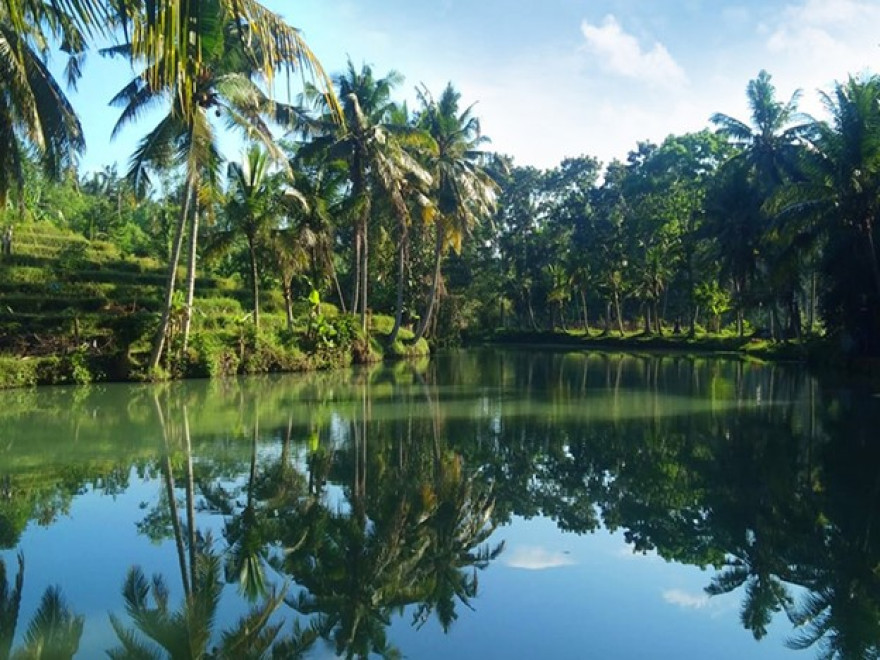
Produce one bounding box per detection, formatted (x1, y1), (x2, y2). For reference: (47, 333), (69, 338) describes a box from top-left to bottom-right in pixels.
(4, 328), (878, 390)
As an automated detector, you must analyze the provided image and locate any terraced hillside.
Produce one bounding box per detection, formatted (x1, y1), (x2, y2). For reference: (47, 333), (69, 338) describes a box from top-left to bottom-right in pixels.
(0, 222), (245, 371)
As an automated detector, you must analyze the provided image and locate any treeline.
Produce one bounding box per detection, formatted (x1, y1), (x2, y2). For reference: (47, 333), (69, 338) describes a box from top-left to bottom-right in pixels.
(2, 0), (880, 369)
(466, 71), (880, 355)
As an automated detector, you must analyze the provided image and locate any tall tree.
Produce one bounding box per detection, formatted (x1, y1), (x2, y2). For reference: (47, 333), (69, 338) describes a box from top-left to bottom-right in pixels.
(216, 145), (288, 331)
(0, 0), (85, 205)
(411, 83), (498, 343)
(296, 60), (430, 338)
(108, 0), (330, 372)
(711, 70), (810, 337)
(785, 75), (880, 352)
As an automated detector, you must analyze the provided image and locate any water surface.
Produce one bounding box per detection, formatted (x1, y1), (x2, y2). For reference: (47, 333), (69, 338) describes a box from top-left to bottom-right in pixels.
(1, 349), (878, 659)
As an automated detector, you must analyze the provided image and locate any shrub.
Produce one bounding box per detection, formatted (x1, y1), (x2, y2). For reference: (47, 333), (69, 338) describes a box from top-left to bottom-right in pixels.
(185, 333), (240, 378)
(66, 349), (95, 385)
(0, 358), (38, 388)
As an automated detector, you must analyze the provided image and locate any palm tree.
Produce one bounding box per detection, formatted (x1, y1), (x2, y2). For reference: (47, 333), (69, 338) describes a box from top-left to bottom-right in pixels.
(212, 145), (291, 332)
(711, 70), (810, 337)
(0, 2), (85, 206)
(711, 70), (808, 192)
(107, 555), (287, 660)
(279, 154), (350, 320)
(107, 0), (334, 372)
(411, 454), (503, 632)
(295, 60), (431, 338)
(411, 83), (498, 343)
(0, 554), (22, 659)
(785, 75), (880, 350)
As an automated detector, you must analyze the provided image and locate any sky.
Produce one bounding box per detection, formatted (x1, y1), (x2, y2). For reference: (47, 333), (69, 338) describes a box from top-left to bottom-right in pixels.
(63, 0), (880, 175)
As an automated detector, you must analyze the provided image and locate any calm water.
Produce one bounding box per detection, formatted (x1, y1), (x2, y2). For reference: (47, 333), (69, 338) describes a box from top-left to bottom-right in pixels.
(1, 349), (878, 659)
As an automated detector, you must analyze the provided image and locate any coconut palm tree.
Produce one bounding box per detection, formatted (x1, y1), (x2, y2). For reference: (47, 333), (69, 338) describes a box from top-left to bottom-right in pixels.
(107, 554), (288, 660)
(106, 0), (334, 372)
(411, 83), (498, 343)
(784, 75), (880, 351)
(0, 2), (85, 206)
(711, 70), (811, 337)
(0, 554), (22, 659)
(294, 60), (431, 338)
(273, 153), (350, 326)
(711, 70), (809, 192)
(211, 145), (293, 331)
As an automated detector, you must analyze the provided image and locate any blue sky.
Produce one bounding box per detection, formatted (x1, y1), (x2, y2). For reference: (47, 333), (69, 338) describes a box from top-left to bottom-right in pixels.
(64, 0), (880, 174)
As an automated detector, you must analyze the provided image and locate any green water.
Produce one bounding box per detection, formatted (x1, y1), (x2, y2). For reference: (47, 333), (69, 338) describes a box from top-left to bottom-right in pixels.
(0, 348), (878, 659)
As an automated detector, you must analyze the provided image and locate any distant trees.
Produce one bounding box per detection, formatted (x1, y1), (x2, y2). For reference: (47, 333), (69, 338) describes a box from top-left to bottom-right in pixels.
(481, 69), (880, 354)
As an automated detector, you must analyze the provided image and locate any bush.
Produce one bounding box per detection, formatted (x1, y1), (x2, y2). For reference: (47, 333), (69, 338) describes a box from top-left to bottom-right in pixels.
(66, 349), (95, 385)
(0, 357), (38, 388)
(0, 356), (75, 388)
(386, 333), (430, 359)
(240, 329), (305, 374)
(185, 333), (240, 378)
(371, 314), (394, 335)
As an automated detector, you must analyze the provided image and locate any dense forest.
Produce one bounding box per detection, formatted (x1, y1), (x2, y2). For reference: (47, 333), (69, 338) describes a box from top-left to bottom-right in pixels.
(2, 0), (880, 385)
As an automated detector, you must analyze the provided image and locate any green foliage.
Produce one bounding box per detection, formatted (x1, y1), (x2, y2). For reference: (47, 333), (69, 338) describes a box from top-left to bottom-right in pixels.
(0, 358), (40, 388)
(239, 329), (304, 374)
(67, 349), (94, 385)
(54, 242), (90, 274)
(185, 333), (240, 378)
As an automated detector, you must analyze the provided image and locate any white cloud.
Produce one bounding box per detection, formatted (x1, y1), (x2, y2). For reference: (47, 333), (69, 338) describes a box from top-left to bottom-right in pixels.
(506, 546), (576, 570)
(763, 0), (880, 101)
(580, 15), (687, 89)
(663, 589), (711, 609)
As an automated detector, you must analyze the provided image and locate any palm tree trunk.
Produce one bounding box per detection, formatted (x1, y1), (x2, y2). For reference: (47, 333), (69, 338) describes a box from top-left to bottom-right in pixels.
(413, 223), (445, 343)
(361, 221), (369, 334)
(527, 295), (538, 331)
(580, 290), (590, 335)
(323, 246), (347, 314)
(148, 182), (192, 372)
(248, 238), (260, 331)
(613, 288), (625, 336)
(770, 300), (780, 341)
(154, 393), (191, 598)
(183, 405), (197, 595)
(864, 220), (880, 304)
(351, 228), (361, 316)
(808, 267), (816, 333)
(283, 279), (294, 331)
(388, 219), (408, 345)
(359, 197), (371, 334)
(181, 195), (200, 353)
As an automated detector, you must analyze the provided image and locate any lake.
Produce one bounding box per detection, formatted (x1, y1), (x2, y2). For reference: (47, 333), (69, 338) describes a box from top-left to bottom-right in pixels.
(0, 348), (878, 659)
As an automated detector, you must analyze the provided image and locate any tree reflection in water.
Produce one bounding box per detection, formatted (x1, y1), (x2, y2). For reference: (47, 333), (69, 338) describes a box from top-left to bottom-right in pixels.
(0, 350), (878, 658)
(0, 554), (83, 660)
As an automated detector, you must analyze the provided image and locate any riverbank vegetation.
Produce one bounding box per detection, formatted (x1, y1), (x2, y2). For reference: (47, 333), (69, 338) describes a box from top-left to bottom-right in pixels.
(1, 0), (879, 387)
